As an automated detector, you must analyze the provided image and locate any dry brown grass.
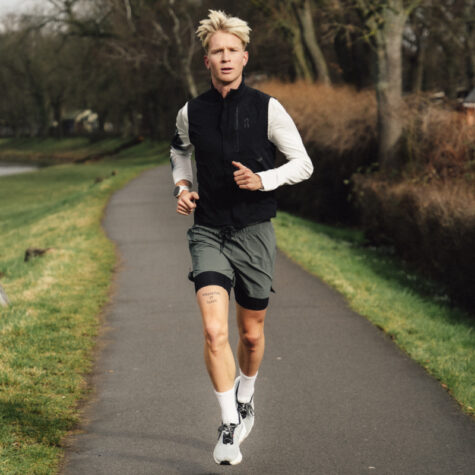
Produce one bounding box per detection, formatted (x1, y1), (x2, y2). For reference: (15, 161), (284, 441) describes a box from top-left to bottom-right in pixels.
(255, 80), (474, 309)
(258, 80), (474, 181)
(403, 95), (475, 180)
(258, 80), (377, 153)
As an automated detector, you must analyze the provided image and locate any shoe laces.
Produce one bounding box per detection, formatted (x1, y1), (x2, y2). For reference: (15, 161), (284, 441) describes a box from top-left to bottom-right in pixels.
(218, 422), (238, 445)
(237, 401), (254, 419)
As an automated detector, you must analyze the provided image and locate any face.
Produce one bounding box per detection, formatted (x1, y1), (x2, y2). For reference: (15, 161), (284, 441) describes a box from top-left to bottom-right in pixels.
(204, 30), (248, 88)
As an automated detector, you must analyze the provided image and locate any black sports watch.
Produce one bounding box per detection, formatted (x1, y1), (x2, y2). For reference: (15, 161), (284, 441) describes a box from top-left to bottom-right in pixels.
(173, 185), (190, 198)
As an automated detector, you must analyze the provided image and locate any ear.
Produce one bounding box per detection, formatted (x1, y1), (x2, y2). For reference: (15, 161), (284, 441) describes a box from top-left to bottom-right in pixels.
(204, 55), (210, 70)
(243, 51), (249, 67)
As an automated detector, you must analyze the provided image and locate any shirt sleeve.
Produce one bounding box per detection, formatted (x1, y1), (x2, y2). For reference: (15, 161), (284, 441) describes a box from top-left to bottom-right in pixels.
(170, 103), (194, 186)
(256, 98), (314, 192)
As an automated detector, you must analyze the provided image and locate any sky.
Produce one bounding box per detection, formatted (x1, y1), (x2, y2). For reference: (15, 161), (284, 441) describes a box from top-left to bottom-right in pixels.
(0, 0), (48, 18)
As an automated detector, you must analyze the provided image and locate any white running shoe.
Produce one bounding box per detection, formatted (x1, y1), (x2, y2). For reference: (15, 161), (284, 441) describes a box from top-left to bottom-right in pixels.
(213, 421), (245, 465)
(234, 377), (255, 442)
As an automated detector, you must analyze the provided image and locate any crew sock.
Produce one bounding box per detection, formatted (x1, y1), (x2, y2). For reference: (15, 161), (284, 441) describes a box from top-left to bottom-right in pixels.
(237, 369), (257, 403)
(215, 386), (239, 425)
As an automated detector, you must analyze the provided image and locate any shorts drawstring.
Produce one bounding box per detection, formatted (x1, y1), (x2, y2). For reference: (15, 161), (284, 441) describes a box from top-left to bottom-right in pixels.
(218, 226), (237, 252)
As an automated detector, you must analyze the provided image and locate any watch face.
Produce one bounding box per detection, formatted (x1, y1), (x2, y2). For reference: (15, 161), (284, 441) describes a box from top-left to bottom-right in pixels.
(173, 186), (180, 197)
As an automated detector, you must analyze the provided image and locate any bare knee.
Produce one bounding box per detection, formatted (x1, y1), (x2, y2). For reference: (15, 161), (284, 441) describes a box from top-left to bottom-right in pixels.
(240, 328), (264, 351)
(204, 323), (228, 355)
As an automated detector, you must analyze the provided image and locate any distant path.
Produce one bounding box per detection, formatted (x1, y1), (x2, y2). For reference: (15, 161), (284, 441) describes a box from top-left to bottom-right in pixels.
(62, 165), (475, 474)
(0, 163), (39, 176)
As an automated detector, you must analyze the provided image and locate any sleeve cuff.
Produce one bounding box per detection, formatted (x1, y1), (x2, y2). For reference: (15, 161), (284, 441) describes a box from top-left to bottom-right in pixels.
(256, 170), (279, 191)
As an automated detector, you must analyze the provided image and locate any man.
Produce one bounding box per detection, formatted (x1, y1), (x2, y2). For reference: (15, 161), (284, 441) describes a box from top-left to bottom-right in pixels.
(170, 9), (313, 466)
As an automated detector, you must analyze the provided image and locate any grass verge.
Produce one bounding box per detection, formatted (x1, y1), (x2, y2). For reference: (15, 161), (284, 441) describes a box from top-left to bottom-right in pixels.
(0, 137), (131, 165)
(273, 211), (474, 416)
(0, 140), (166, 474)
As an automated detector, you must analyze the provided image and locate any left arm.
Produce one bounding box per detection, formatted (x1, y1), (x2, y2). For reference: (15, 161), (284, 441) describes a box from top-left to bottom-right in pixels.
(257, 98), (313, 191)
(233, 98), (313, 191)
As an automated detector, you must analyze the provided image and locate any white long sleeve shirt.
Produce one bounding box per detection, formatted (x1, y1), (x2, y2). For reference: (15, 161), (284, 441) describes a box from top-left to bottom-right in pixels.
(170, 97), (313, 191)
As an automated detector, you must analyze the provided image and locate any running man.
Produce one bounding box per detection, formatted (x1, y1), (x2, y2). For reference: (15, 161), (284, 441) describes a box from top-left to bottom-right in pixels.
(170, 10), (313, 465)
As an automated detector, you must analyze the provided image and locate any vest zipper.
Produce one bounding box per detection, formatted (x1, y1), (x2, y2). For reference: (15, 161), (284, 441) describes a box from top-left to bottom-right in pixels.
(234, 106), (239, 152)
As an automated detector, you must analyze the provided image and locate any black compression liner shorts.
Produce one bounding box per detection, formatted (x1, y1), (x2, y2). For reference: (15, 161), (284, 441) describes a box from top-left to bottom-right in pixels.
(187, 221), (276, 311)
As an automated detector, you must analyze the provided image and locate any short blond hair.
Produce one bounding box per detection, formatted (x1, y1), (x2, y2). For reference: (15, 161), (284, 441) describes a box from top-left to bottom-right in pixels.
(196, 10), (251, 51)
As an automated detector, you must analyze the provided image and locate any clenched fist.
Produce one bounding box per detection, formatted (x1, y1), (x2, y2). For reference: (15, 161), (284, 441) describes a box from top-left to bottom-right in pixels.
(232, 161), (263, 191)
(177, 190), (200, 216)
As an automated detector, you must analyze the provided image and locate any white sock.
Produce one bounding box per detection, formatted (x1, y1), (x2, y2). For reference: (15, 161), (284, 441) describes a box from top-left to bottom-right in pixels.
(214, 387), (239, 425)
(237, 369), (257, 403)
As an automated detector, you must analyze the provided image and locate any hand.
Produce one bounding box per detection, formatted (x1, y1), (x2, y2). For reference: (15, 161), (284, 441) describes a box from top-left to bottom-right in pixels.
(177, 190), (199, 216)
(232, 161), (263, 191)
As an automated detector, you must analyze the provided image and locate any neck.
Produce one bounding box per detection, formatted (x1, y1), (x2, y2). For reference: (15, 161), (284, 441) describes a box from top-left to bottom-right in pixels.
(212, 75), (243, 98)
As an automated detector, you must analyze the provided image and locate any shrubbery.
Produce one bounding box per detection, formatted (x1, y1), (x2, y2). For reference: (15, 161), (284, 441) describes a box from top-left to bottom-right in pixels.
(352, 176), (475, 310)
(259, 80), (475, 311)
(258, 80), (378, 222)
(403, 95), (475, 180)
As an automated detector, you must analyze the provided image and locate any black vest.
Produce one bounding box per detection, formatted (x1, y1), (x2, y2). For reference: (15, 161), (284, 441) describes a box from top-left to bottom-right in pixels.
(188, 81), (277, 228)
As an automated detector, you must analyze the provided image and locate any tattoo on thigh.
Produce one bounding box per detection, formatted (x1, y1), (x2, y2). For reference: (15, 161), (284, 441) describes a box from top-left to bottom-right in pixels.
(202, 290), (221, 305)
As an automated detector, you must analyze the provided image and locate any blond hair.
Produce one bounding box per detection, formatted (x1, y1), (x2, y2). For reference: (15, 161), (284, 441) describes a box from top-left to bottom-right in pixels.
(196, 10), (251, 51)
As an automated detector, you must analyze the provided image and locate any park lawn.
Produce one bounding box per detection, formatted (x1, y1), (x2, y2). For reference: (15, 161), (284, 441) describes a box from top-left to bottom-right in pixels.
(0, 140), (166, 474)
(0, 141), (472, 473)
(0, 137), (131, 165)
(274, 211), (474, 416)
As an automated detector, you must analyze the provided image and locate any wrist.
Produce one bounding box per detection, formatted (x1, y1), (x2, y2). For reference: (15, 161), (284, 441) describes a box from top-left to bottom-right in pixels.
(256, 174), (264, 191)
(174, 184), (190, 198)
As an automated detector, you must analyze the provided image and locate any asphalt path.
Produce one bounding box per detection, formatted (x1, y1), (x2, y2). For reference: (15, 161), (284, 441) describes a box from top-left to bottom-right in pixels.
(62, 165), (475, 474)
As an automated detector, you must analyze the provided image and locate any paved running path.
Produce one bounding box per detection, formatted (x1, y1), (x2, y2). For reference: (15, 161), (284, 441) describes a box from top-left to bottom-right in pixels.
(62, 166), (475, 475)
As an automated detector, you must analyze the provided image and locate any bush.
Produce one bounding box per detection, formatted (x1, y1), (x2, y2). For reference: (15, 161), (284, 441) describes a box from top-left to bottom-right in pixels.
(254, 80), (475, 310)
(257, 80), (378, 223)
(403, 95), (475, 180)
(352, 174), (475, 311)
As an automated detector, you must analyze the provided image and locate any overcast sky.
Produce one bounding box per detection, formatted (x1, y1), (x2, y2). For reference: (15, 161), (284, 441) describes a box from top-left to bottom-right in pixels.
(0, 0), (48, 17)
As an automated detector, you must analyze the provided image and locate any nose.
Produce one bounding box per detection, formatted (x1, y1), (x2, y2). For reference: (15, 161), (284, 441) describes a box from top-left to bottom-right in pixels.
(222, 49), (230, 62)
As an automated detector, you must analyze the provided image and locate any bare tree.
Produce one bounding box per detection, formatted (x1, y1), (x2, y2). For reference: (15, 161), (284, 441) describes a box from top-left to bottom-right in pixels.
(293, 0), (331, 83)
(430, 0), (475, 92)
(44, 0), (199, 98)
(252, 0), (332, 82)
(352, 0), (421, 171)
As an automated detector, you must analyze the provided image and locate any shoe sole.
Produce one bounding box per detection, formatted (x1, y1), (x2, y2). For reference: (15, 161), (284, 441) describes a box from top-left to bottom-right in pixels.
(214, 451), (243, 466)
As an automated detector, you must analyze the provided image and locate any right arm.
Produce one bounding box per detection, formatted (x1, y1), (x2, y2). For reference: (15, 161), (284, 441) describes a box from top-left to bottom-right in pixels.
(170, 103), (199, 215)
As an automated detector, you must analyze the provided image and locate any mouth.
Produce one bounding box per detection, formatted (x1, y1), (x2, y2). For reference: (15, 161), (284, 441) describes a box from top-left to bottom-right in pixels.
(221, 67), (233, 74)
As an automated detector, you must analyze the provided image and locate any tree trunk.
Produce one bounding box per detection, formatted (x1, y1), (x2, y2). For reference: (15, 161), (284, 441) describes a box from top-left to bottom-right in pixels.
(465, 15), (475, 90)
(411, 36), (426, 93)
(293, 0), (331, 84)
(374, 0), (407, 172)
(291, 24), (314, 81)
(168, 1), (198, 98)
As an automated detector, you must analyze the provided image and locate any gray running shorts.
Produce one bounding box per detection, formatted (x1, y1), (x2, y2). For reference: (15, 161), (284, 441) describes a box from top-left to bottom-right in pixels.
(187, 221), (276, 310)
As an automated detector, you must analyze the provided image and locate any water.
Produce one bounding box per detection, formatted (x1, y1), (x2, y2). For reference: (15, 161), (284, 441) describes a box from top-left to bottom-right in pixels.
(0, 162), (39, 177)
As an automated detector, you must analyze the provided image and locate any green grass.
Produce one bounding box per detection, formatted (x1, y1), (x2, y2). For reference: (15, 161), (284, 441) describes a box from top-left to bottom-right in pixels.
(0, 140), (166, 474)
(0, 137), (131, 165)
(1, 137), (472, 472)
(274, 211), (474, 416)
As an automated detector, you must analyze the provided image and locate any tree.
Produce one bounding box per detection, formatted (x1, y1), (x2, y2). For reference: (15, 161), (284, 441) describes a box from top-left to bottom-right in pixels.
(352, 0), (421, 171)
(252, 0), (332, 83)
(293, 0), (331, 83)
